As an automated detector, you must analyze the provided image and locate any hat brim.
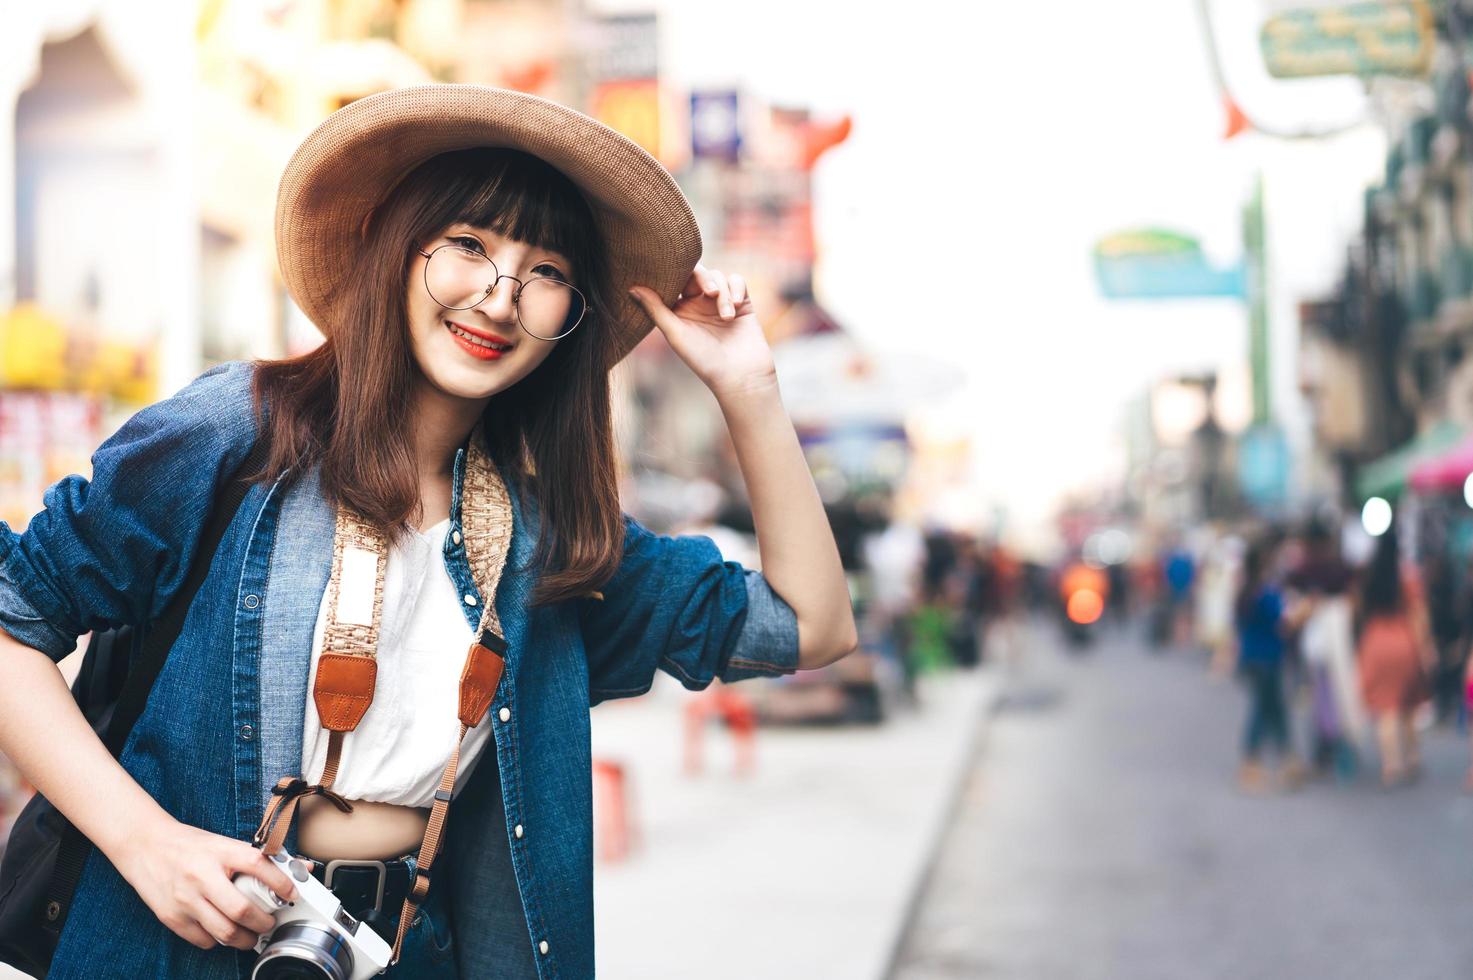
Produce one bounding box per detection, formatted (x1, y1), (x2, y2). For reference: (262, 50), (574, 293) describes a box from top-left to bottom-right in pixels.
(275, 84), (702, 365)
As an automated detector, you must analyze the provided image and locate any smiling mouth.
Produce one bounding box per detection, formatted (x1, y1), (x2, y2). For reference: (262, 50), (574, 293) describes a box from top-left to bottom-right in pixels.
(444, 321), (514, 352)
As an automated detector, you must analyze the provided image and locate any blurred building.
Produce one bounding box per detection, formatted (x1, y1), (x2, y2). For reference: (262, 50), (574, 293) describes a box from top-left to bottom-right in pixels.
(1298, 8), (1473, 493)
(1297, 1), (1473, 567)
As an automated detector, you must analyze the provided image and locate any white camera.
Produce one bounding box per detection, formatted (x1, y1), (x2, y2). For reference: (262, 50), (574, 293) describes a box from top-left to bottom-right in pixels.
(232, 848), (392, 980)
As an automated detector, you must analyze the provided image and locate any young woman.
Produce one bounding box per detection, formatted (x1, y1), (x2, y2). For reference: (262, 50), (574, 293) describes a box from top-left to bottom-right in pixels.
(1357, 523), (1433, 788)
(0, 85), (856, 978)
(1289, 520), (1363, 781)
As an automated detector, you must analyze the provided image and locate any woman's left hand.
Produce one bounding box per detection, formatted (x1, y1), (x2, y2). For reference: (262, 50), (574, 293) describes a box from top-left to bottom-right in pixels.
(629, 264), (777, 400)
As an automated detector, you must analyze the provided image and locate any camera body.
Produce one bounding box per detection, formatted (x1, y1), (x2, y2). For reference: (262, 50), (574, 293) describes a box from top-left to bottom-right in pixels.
(233, 849), (392, 980)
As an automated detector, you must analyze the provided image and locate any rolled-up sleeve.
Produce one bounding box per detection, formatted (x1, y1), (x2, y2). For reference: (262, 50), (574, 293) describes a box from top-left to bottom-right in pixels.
(0, 361), (261, 661)
(583, 516), (799, 706)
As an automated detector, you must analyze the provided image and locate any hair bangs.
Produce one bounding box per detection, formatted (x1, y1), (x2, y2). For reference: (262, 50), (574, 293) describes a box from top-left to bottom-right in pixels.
(438, 149), (592, 266)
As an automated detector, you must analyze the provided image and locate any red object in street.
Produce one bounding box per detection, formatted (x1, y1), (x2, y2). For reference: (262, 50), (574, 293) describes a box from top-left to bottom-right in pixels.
(592, 758), (641, 863)
(1066, 588), (1105, 625)
(683, 684), (757, 776)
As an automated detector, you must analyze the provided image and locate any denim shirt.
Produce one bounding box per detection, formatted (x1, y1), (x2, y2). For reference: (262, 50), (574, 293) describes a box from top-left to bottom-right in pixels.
(0, 361), (800, 979)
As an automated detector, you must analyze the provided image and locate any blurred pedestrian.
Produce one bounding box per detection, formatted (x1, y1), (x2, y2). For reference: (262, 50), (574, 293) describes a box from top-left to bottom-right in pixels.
(984, 543), (1025, 667)
(1288, 519), (1364, 781)
(1164, 541), (1197, 647)
(1423, 550), (1466, 724)
(1196, 532), (1243, 675)
(1233, 538), (1309, 793)
(1462, 653), (1473, 791)
(1356, 524), (1434, 788)
(862, 518), (924, 698)
(950, 538), (985, 668)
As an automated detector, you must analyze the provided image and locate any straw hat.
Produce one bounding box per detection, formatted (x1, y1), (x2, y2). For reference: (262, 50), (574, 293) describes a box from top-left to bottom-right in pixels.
(275, 83), (703, 365)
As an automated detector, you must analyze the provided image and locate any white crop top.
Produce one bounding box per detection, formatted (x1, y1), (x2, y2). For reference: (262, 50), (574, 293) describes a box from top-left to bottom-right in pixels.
(299, 516), (495, 808)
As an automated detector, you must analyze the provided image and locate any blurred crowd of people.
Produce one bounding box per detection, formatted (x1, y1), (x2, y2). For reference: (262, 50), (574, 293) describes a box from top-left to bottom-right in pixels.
(855, 521), (1048, 694)
(1112, 517), (1473, 795)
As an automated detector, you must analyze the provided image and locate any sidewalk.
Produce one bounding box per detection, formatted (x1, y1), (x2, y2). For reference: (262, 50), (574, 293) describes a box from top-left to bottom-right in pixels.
(590, 665), (997, 980)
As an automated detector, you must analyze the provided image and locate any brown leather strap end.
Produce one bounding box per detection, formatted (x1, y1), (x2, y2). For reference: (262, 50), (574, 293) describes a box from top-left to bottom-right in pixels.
(313, 653), (378, 731)
(458, 640), (505, 727)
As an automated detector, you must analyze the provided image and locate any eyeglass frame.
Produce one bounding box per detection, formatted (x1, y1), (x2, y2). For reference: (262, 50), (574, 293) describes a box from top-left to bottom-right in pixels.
(415, 243), (591, 342)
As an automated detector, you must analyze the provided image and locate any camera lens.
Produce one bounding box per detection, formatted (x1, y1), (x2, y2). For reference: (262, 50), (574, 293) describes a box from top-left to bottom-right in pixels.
(256, 963), (330, 980)
(252, 922), (354, 980)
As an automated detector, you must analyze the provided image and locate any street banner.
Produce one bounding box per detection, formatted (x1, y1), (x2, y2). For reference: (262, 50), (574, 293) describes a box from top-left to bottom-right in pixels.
(591, 79), (661, 160)
(1260, 1), (1432, 79)
(1093, 229), (1246, 300)
(1237, 422), (1290, 510)
(589, 12), (658, 82)
(690, 91), (741, 162)
(588, 13), (662, 162)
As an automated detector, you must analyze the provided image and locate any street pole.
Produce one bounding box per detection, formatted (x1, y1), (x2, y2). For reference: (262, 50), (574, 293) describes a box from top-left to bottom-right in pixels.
(1245, 173), (1270, 426)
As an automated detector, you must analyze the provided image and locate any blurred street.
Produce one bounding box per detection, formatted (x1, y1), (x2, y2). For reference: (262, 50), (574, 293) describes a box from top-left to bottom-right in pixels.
(894, 624), (1473, 980)
(589, 667), (994, 980)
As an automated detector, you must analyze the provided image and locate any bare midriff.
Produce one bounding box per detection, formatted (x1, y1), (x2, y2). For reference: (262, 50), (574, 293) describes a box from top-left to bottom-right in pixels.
(296, 795), (431, 862)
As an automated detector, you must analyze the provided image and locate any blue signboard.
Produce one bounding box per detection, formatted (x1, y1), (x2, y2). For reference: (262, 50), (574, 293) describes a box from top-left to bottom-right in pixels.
(1238, 422), (1290, 509)
(1093, 228), (1246, 300)
(690, 91), (741, 162)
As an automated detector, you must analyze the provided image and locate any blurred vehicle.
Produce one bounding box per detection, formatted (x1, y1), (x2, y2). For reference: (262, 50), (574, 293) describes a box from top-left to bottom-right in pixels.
(1058, 560), (1110, 649)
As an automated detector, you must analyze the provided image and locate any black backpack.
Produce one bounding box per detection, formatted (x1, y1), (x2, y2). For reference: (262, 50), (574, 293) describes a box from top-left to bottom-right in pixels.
(0, 438), (268, 976)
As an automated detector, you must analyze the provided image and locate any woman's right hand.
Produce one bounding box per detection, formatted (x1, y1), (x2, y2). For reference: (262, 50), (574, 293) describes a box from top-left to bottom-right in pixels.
(0, 634), (303, 952)
(112, 815), (302, 951)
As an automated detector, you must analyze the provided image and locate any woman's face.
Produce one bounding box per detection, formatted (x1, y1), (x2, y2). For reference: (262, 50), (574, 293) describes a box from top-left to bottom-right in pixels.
(405, 222), (572, 401)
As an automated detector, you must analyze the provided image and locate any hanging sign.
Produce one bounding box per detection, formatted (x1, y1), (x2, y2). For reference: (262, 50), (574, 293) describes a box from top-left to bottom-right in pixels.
(1259, 1), (1433, 79)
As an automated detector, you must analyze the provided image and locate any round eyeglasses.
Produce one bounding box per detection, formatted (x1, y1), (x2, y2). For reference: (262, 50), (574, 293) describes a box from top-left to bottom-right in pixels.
(417, 244), (589, 341)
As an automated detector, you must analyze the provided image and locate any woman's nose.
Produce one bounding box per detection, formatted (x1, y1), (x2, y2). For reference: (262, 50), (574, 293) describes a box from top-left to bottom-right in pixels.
(479, 276), (518, 321)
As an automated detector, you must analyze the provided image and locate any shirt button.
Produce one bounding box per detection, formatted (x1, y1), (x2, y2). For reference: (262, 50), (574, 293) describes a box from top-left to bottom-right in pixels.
(464, 593), (478, 606)
(539, 940), (549, 955)
(514, 824), (524, 839)
(239, 724), (254, 741)
(243, 594), (259, 609)
(452, 530), (462, 545)
(498, 707), (511, 723)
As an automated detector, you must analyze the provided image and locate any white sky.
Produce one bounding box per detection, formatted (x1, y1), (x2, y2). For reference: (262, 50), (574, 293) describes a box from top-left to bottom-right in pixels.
(596, 0), (1389, 537)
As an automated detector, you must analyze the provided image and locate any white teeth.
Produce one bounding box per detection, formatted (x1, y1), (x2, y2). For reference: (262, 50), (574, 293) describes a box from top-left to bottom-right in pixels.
(445, 322), (510, 350)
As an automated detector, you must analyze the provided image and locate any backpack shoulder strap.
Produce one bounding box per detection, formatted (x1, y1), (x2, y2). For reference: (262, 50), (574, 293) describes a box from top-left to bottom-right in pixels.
(44, 436), (273, 937)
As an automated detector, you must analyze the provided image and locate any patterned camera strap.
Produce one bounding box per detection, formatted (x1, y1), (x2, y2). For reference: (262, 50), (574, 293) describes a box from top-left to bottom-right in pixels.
(252, 424), (515, 965)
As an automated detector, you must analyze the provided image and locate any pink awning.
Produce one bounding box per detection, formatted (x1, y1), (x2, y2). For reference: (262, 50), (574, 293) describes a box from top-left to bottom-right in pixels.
(1409, 437), (1473, 492)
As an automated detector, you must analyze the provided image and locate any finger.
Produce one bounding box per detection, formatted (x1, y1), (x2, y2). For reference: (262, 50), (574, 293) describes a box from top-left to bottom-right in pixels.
(207, 873), (277, 935)
(165, 914), (218, 951)
(698, 266), (721, 297)
(704, 269), (735, 318)
(681, 268), (707, 301)
(195, 898), (257, 951)
(729, 272), (748, 306)
(628, 286), (687, 337)
(227, 846), (298, 902)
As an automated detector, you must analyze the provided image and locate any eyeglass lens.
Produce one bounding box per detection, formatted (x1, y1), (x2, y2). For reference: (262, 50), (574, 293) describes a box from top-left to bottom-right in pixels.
(424, 246), (586, 341)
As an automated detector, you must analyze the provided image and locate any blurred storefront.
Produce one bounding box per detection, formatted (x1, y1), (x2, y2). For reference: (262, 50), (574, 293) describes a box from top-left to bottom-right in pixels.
(1295, 2), (1473, 571)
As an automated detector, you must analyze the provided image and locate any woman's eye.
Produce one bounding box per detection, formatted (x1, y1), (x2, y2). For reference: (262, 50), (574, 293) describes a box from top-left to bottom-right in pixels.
(450, 236), (484, 253)
(532, 264), (568, 282)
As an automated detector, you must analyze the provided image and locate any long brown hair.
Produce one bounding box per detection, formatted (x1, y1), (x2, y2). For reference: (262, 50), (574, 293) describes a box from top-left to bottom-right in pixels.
(249, 147), (622, 605)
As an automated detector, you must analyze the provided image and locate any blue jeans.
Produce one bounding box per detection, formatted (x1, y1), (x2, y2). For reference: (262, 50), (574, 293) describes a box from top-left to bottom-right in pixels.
(387, 883), (459, 980)
(1240, 660), (1290, 760)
